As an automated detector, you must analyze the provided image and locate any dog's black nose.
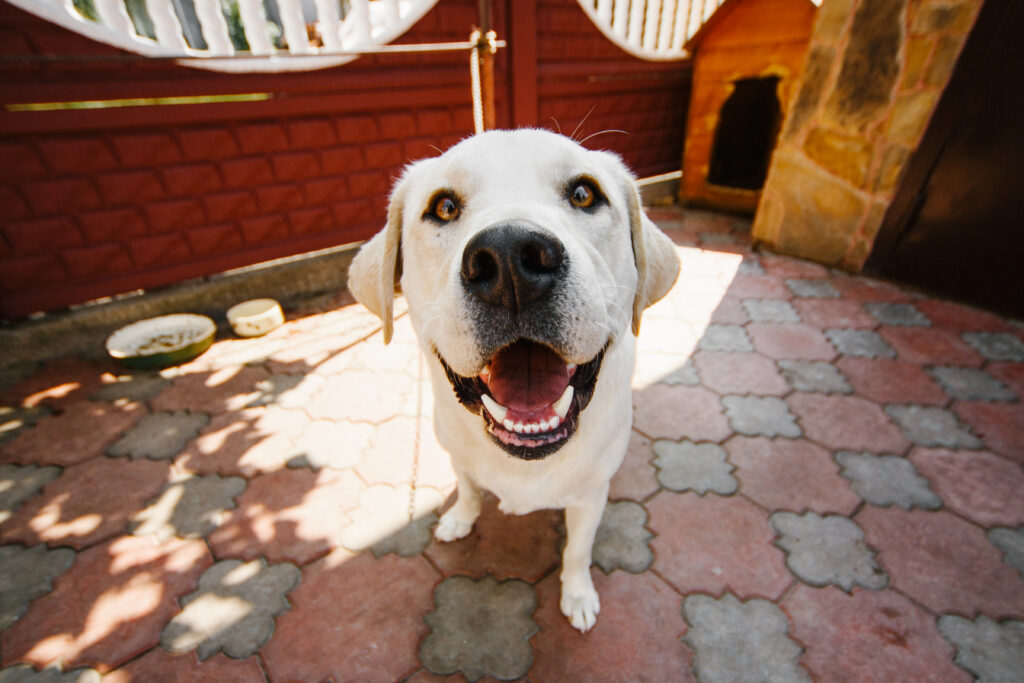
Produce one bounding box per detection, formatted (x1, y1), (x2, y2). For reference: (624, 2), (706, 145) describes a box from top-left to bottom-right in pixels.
(461, 221), (565, 314)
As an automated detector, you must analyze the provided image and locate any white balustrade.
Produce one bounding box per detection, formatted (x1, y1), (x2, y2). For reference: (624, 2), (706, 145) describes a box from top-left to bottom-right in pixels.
(576, 0), (729, 60)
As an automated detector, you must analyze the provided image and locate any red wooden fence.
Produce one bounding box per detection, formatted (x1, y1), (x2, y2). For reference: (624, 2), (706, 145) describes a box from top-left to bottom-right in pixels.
(0, 0), (691, 319)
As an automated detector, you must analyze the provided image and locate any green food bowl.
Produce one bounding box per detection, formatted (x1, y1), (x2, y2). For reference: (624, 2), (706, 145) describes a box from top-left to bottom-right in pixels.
(106, 314), (216, 369)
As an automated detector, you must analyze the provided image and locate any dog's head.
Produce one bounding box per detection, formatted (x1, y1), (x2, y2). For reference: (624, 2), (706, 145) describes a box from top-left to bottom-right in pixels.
(349, 129), (679, 460)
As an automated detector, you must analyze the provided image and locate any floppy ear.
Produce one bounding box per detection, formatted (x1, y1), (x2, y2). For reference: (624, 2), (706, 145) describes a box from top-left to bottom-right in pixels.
(623, 171), (680, 335)
(348, 181), (406, 344)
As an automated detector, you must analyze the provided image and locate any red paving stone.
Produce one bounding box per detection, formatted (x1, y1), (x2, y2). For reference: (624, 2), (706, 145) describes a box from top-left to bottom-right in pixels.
(835, 357), (949, 406)
(832, 277), (914, 302)
(693, 350), (789, 396)
(747, 322), (836, 361)
(262, 551), (436, 682)
(726, 274), (791, 299)
(151, 365), (270, 415)
(1, 534), (212, 672)
(304, 368), (418, 423)
(726, 436), (860, 515)
(106, 650), (266, 682)
(988, 362), (1024, 398)
(787, 394), (910, 453)
(760, 253), (830, 279)
(632, 384), (730, 442)
(785, 585), (970, 683)
(0, 357), (113, 410)
(952, 401), (1024, 463)
(908, 447), (1024, 527)
(0, 400), (146, 466)
(878, 326), (985, 367)
(792, 298), (878, 329)
(915, 299), (1012, 332)
(174, 406), (310, 476)
(358, 414), (457, 490)
(531, 569), (694, 682)
(857, 507), (1024, 619)
(0, 456), (169, 549)
(608, 429), (660, 501)
(647, 492), (792, 600)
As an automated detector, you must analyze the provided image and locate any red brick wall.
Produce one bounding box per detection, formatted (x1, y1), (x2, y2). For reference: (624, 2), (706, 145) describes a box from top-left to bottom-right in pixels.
(0, 0), (690, 319)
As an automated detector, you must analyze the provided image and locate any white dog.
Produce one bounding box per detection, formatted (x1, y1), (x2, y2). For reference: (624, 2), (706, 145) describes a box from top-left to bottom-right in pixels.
(348, 129), (679, 632)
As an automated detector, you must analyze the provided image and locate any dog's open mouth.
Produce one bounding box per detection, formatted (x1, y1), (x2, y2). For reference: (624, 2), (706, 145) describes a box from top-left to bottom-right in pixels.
(438, 340), (606, 460)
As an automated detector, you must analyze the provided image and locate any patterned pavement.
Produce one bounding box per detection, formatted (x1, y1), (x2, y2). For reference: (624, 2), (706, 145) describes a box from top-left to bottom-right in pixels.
(1, 206), (1023, 681)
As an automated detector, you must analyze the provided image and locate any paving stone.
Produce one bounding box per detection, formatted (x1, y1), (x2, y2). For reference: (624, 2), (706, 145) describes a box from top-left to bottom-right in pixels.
(357, 414), (457, 491)
(778, 360), (852, 394)
(0, 457), (169, 549)
(793, 299), (877, 329)
(938, 615), (1024, 682)
(742, 299), (801, 322)
(107, 410), (210, 460)
(880, 326), (985, 366)
(788, 394), (910, 453)
(151, 366), (270, 415)
(263, 551), (436, 682)
(632, 385), (731, 442)
(865, 303), (931, 327)
(785, 585), (969, 683)
(530, 569), (694, 681)
(909, 447), (1024, 527)
(953, 402), (1024, 462)
(0, 665), (101, 682)
(681, 593), (810, 683)
(697, 324), (754, 352)
(989, 362), (1024, 399)
(962, 332), (1024, 362)
(785, 279), (841, 298)
(305, 369), (418, 423)
(130, 474), (247, 541)
(0, 405), (52, 447)
(246, 372), (324, 408)
(694, 351), (789, 396)
(286, 418), (372, 470)
(928, 367), (1016, 401)
(0, 545), (75, 631)
(885, 405), (983, 449)
(371, 512), (437, 558)
(728, 274), (791, 300)
(608, 430), (659, 501)
(748, 323), (836, 361)
(0, 357), (109, 411)
(652, 438), (736, 495)
(104, 650), (265, 683)
(837, 357), (948, 405)
(858, 507), (1024, 619)
(988, 527), (1024, 578)
(161, 558), (300, 660)
(826, 329), (897, 358)
(638, 355), (699, 387)
(722, 395), (802, 438)
(833, 278), (912, 303)
(636, 316), (701, 354)
(89, 374), (168, 403)
(760, 254), (829, 279)
(772, 512), (887, 591)
(1, 535), (212, 672)
(709, 296), (750, 325)
(0, 464), (60, 524)
(592, 500), (654, 574)
(917, 299), (1012, 332)
(0, 401), (146, 467)
(737, 258), (765, 275)
(648, 493), (791, 600)
(341, 482), (445, 553)
(419, 575), (538, 682)
(727, 437), (859, 515)
(174, 406), (310, 476)
(835, 451), (942, 510)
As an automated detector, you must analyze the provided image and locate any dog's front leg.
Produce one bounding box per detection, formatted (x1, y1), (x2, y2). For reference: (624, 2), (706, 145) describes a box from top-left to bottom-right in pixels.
(434, 469), (482, 542)
(560, 488), (608, 632)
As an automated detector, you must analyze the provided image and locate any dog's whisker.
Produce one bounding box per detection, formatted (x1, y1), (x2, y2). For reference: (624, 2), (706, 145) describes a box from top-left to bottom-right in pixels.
(570, 104), (598, 142)
(549, 117), (562, 135)
(578, 129), (630, 146)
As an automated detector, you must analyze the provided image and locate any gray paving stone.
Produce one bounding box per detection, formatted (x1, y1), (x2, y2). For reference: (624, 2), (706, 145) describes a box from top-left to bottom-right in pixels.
(131, 474), (247, 541)
(778, 360), (852, 394)
(928, 366), (1016, 401)
(0, 665), (101, 683)
(0, 361), (41, 394)
(785, 279), (840, 299)
(107, 410), (210, 460)
(682, 593), (810, 683)
(420, 575), (538, 682)
(742, 299), (801, 323)
(864, 302), (931, 327)
(652, 440), (737, 495)
(771, 512), (888, 591)
(0, 464), (61, 524)
(248, 373), (324, 408)
(988, 527), (1024, 579)
(0, 545), (75, 631)
(938, 615), (1024, 683)
(592, 500), (654, 573)
(723, 395), (802, 438)
(825, 329), (897, 358)
(662, 359), (700, 386)
(885, 405), (983, 449)
(698, 325), (754, 353)
(737, 258), (765, 276)
(161, 558), (301, 660)
(90, 374), (168, 403)
(371, 512), (437, 558)
(962, 332), (1024, 362)
(0, 405), (51, 446)
(835, 451), (942, 510)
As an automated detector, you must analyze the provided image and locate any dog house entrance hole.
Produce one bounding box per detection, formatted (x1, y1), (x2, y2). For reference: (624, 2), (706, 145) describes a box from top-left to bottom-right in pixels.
(708, 76), (782, 190)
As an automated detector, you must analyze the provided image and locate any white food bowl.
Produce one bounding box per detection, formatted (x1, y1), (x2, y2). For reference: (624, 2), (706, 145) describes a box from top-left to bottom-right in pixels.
(106, 314), (216, 369)
(227, 298), (284, 337)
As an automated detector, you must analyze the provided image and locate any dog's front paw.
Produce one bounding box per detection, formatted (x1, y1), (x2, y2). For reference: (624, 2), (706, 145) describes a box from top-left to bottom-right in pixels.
(433, 509), (476, 542)
(560, 580), (601, 633)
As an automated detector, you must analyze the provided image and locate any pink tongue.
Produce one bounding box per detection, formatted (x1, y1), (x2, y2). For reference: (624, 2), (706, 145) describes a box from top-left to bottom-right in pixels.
(486, 342), (569, 411)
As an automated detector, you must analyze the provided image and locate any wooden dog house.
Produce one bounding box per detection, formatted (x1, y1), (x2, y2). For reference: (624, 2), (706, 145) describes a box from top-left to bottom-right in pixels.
(680, 0), (817, 213)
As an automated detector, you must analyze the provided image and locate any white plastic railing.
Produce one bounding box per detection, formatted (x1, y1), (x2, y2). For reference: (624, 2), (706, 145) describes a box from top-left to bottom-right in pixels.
(579, 0), (726, 60)
(5, 0), (439, 72)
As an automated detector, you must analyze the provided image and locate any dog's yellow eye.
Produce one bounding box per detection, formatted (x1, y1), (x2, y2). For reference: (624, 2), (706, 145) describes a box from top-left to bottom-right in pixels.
(570, 181), (597, 209)
(431, 195), (460, 222)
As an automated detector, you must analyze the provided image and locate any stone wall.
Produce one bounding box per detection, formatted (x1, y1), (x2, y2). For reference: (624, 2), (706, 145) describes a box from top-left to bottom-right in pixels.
(751, 0), (982, 270)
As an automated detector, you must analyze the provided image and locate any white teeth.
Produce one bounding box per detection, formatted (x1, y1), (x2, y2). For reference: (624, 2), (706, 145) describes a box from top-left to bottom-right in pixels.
(553, 385), (574, 420)
(503, 418), (515, 431)
(550, 415), (560, 429)
(481, 394), (508, 423)
(539, 419), (550, 432)
(514, 422), (525, 433)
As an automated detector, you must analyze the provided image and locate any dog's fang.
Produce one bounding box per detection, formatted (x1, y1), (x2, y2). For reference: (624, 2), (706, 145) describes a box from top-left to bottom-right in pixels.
(503, 418), (515, 430)
(553, 385), (574, 420)
(481, 393), (508, 423)
(550, 415), (560, 429)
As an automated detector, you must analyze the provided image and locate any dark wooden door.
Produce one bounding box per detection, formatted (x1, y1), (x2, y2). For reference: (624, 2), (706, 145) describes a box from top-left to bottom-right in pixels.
(865, 0), (1024, 317)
